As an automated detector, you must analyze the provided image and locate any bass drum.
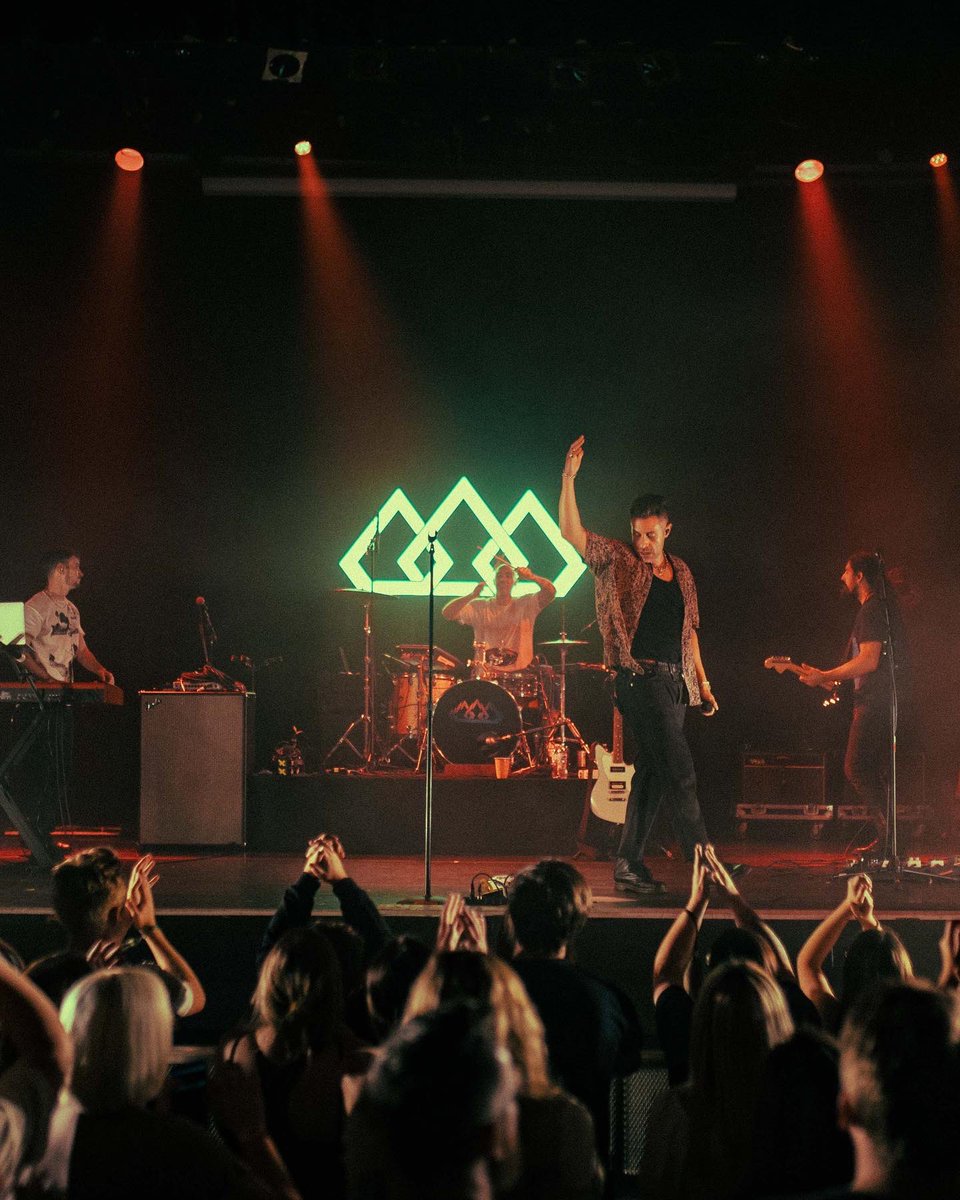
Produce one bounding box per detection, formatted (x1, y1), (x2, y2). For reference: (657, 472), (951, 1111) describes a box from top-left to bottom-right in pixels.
(433, 679), (522, 764)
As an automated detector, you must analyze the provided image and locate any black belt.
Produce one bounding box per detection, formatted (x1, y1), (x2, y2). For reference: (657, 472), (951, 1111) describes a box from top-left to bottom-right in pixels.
(619, 660), (682, 679)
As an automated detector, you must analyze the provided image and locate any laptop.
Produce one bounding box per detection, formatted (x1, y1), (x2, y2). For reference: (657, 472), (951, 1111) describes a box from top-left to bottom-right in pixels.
(0, 602), (26, 650)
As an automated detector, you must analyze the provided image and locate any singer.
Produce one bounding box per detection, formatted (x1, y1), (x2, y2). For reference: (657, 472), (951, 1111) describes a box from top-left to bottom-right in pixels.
(559, 436), (717, 896)
(798, 552), (907, 848)
(441, 562), (555, 672)
(23, 552), (114, 685)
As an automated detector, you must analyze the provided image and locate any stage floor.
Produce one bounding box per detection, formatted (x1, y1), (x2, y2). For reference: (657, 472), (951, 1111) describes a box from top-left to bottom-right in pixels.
(2, 841), (959, 919)
(3, 840), (957, 1044)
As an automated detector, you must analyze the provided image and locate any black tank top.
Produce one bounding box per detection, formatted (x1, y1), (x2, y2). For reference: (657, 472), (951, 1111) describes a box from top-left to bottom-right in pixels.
(631, 573), (683, 663)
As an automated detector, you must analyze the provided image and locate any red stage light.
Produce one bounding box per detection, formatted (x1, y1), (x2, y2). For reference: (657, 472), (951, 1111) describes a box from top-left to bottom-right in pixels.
(795, 159), (825, 183)
(294, 140), (312, 157)
(930, 152), (949, 168)
(114, 148), (144, 172)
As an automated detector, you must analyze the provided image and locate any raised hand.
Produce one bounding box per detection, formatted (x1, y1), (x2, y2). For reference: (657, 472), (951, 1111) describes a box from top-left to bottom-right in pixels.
(688, 844), (710, 910)
(703, 843), (738, 897)
(436, 893), (488, 953)
(564, 435), (585, 479)
(458, 905), (488, 954)
(938, 919), (960, 990)
(126, 855), (160, 930)
(436, 893), (466, 951)
(846, 873), (876, 927)
(305, 833), (348, 883)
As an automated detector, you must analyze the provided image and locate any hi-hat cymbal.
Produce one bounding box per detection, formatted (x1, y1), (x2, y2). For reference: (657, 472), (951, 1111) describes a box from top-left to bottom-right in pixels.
(333, 587), (396, 597)
(538, 636), (589, 646)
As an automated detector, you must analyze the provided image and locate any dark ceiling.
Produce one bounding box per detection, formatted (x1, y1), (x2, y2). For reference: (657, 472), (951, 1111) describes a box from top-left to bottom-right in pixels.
(2, 4), (958, 179)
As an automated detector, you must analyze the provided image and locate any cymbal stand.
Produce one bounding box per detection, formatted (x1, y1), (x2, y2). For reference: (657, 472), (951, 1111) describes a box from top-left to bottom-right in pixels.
(535, 633), (589, 769)
(325, 523), (380, 770)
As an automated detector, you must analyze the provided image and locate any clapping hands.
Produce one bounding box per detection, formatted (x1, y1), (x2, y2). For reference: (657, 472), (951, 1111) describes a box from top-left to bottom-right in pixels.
(305, 833), (348, 884)
(436, 893), (488, 954)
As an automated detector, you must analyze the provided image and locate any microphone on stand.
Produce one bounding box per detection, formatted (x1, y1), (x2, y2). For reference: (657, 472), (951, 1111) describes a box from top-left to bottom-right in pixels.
(195, 596), (218, 645)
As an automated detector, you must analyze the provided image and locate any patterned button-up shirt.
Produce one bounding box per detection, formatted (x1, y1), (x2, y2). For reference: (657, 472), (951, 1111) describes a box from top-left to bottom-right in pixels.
(583, 531), (702, 707)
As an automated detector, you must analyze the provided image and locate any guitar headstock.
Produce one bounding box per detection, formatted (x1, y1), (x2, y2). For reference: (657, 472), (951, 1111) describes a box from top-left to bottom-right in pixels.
(763, 656), (794, 673)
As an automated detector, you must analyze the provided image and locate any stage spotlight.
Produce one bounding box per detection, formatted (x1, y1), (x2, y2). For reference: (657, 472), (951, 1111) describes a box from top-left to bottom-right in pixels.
(294, 140), (312, 157)
(114, 147), (144, 172)
(795, 159), (824, 183)
(930, 152), (949, 168)
(262, 48), (307, 83)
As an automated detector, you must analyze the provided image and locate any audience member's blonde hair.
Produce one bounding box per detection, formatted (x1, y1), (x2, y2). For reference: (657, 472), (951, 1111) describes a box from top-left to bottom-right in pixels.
(60, 968), (173, 1113)
(684, 960), (795, 1199)
(404, 951), (552, 1097)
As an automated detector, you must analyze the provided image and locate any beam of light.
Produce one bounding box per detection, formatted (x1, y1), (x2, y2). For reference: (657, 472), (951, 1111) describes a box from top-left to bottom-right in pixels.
(37, 157), (145, 538)
(795, 159), (824, 183)
(114, 147), (144, 172)
(296, 152), (427, 491)
(932, 151), (960, 360)
(792, 175), (910, 525)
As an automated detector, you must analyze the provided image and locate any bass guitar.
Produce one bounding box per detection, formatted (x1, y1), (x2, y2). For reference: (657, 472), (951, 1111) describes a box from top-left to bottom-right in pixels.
(763, 656), (841, 708)
(590, 707), (634, 824)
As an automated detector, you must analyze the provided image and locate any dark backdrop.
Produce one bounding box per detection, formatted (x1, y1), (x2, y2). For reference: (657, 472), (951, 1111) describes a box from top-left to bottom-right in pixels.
(2, 169), (958, 834)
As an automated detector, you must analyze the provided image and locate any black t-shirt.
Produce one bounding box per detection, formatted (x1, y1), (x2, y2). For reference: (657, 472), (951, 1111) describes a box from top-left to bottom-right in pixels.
(511, 957), (643, 1163)
(850, 594), (906, 702)
(631, 572), (684, 663)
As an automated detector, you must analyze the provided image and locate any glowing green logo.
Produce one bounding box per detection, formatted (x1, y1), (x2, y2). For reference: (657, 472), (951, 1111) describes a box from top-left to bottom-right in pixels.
(339, 477), (587, 597)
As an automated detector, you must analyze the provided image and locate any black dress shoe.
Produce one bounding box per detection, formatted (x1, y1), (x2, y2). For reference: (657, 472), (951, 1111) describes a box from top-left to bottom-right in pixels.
(614, 858), (665, 895)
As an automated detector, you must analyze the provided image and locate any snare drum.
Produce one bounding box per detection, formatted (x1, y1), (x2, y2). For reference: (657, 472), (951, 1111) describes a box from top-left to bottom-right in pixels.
(390, 670), (457, 737)
(433, 679), (522, 763)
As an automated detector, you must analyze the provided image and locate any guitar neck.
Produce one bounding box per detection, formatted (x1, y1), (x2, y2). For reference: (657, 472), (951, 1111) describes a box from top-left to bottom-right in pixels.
(612, 706), (624, 760)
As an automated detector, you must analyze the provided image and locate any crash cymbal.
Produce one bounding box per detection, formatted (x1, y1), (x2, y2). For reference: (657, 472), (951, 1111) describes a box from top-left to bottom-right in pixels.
(537, 635), (589, 646)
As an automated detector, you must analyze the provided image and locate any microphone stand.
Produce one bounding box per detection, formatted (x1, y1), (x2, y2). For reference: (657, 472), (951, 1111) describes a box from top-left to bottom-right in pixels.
(400, 532), (442, 906)
(837, 553), (956, 886)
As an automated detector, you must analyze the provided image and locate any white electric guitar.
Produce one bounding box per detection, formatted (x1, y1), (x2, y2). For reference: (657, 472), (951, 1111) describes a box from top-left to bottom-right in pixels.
(764, 656), (841, 707)
(590, 708), (634, 824)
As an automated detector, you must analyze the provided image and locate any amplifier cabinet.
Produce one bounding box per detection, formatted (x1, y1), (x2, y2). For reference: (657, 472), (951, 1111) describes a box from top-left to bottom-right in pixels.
(140, 691), (254, 846)
(738, 752), (829, 832)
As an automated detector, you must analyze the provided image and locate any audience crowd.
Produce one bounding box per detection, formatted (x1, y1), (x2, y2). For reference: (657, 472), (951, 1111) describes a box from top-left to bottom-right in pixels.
(1, 834), (959, 1198)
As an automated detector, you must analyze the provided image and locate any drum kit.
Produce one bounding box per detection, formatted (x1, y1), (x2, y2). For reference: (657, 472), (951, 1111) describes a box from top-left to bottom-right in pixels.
(324, 588), (603, 776)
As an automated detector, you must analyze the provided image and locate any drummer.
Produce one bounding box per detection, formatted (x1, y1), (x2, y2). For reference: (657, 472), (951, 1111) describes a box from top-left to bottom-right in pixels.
(441, 562), (555, 674)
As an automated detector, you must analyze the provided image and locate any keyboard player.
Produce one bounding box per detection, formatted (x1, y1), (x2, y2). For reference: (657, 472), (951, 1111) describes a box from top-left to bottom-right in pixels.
(23, 552), (114, 686)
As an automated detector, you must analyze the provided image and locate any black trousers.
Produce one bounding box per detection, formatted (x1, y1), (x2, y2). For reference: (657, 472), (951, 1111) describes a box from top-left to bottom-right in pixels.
(844, 698), (890, 818)
(615, 670), (709, 864)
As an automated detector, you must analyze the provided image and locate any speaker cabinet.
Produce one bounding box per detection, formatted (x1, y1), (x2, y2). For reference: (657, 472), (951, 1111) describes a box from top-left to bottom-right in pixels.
(737, 751), (831, 833)
(140, 692), (254, 845)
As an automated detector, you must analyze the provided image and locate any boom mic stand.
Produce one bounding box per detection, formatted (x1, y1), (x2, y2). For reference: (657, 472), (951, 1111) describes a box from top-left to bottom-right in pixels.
(400, 532), (442, 906)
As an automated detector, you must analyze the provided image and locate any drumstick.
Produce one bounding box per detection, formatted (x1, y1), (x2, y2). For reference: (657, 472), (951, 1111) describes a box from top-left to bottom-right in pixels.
(475, 545), (515, 572)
